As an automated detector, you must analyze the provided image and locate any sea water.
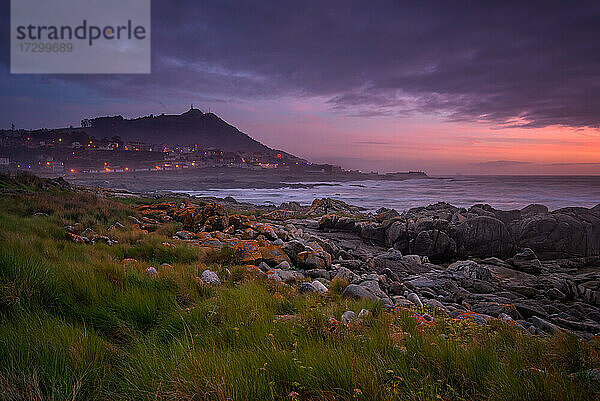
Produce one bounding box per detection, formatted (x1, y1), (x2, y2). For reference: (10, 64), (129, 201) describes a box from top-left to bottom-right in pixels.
(176, 176), (600, 212)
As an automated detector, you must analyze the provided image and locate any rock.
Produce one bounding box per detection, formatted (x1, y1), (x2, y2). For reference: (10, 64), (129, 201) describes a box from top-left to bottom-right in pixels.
(359, 280), (390, 301)
(145, 267), (158, 277)
(308, 198), (361, 216)
(297, 242), (332, 269)
(299, 282), (317, 293)
(521, 204), (549, 216)
(233, 240), (262, 264)
(356, 222), (386, 244)
(376, 207), (400, 222)
(402, 255), (421, 265)
(358, 309), (370, 319)
(515, 209), (600, 259)
(571, 369), (600, 386)
(471, 301), (522, 320)
(319, 214), (339, 230)
(407, 292), (423, 307)
(282, 240), (307, 263)
(259, 245), (291, 266)
(446, 260), (492, 281)
(379, 267), (400, 282)
(515, 301), (548, 319)
(531, 316), (561, 334)
(451, 216), (515, 258)
(311, 280), (329, 293)
(91, 235), (116, 246)
(423, 299), (446, 311)
(268, 269), (304, 283)
(334, 267), (360, 283)
(509, 248), (542, 274)
(410, 229), (456, 262)
(263, 209), (298, 221)
(275, 260), (292, 270)
(369, 250), (431, 277)
(335, 216), (357, 231)
(254, 223), (279, 240)
(470, 314), (488, 326)
(82, 228), (95, 238)
(258, 262), (271, 272)
(66, 232), (86, 244)
(175, 230), (195, 240)
(305, 269), (331, 280)
(201, 269), (221, 285)
(241, 228), (257, 239)
(546, 288), (566, 301)
(341, 310), (356, 325)
(342, 284), (379, 302)
(195, 203), (229, 231)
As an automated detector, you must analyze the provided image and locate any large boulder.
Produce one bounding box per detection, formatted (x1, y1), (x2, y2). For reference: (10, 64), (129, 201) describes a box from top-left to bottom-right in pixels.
(333, 266), (361, 283)
(446, 260), (492, 281)
(410, 229), (456, 262)
(308, 198), (361, 216)
(319, 214), (339, 230)
(355, 222), (386, 245)
(233, 240), (262, 264)
(515, 208), (600, 259)
(368, 250), (431, 277)
(450, 216), (515, 258)
(194, 203), (229, 231)
(521, 204), (549, 216)
(375, 207), (400, 223)
(282, 240), (307, 263)
(259, 245), (291, 267)
(296, 242), (332, 269)
(508, 248), (542, 274)
(385, 221), (408, 249)
(342, 284), (379, 302)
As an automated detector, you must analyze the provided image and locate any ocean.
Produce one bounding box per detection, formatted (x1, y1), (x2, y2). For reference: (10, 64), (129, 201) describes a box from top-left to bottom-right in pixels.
(176, 175), (600, 212)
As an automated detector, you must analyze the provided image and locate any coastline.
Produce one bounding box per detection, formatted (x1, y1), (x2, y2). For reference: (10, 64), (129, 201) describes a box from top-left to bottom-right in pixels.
(1, 173), (599, 399)
(72, 178), (600, 338)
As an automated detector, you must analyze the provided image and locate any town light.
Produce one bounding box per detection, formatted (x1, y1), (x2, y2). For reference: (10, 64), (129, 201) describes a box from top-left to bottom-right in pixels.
(70, 169), (75, 173)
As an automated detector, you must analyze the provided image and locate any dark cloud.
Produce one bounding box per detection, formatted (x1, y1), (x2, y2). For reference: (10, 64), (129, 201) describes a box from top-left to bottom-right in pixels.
(2, 0), (600, 128)
(544, 162), (600, 167)
(472, 160), (532, 167)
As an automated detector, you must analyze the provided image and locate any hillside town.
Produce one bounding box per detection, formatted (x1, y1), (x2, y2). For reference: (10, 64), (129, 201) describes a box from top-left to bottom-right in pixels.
(0, 127), (341, 175)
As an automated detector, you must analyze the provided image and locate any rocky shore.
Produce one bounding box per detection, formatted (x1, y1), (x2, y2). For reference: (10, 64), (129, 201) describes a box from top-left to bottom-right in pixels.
(69, 195), (600, 339)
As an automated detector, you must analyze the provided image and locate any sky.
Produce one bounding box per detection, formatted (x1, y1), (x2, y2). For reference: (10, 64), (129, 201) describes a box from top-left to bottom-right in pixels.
(1, 0), (600, 175)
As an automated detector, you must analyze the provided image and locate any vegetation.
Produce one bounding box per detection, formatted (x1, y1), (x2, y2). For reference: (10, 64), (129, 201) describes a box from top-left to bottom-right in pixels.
(0, 174), (598, 400)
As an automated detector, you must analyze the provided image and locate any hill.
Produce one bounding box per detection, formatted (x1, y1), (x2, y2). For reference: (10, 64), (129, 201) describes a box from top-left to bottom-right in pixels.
(84, 107), (272, 152)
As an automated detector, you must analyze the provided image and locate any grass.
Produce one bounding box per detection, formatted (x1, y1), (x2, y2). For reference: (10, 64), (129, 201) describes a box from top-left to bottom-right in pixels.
(0, 173), (598, 400)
